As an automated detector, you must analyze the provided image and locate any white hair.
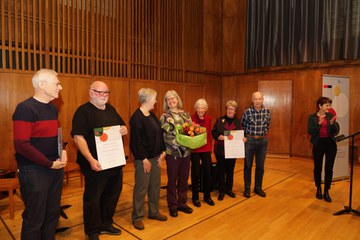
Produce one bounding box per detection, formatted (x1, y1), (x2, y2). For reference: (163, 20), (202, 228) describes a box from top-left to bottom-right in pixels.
(32, 69), (58, 88)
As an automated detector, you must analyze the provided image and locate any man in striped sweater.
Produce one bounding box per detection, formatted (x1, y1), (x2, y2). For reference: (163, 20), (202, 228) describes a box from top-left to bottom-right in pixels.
(13, 69), (67, 240)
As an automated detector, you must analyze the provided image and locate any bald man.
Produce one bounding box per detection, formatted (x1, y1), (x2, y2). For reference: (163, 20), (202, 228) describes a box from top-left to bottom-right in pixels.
(241, 92), (271, 198)
(71, 81), (128, 240)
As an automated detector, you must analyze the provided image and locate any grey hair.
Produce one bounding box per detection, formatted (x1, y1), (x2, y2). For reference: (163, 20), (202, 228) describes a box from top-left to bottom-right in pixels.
(32, 69), (58, 88)
(225, 100), (238, 111)
(194, 98), (208, 111)
(138, 88), (157, 104)
(163, 90), (183, 112)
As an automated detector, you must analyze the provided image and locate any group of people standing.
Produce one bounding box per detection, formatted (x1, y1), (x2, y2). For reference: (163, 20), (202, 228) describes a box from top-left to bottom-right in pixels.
(12, 68), (339, 240)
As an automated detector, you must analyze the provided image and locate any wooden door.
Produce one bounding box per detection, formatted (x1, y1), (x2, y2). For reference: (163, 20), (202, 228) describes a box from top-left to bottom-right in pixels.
(259, 80), (292, 155)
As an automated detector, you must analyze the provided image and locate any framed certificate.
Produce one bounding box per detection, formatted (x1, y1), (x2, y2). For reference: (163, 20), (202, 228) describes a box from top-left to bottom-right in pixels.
(224, 130), (245, 159)
(94, 125), (126, 170)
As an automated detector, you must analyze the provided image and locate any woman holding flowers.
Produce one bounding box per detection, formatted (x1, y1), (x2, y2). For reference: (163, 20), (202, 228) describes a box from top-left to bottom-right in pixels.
(212, 100), (242, 200)
(160, 90), (193, 217)
(190, 99), (215, 207)
(130, 88), (167, 231)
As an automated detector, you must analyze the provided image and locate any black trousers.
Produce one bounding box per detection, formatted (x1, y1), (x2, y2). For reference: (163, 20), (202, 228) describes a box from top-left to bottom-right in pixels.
(312, 137), (337, 190)
(191, 152), (212, 200)
(81, 166), (123, 235)
(215, 154), (236, 194)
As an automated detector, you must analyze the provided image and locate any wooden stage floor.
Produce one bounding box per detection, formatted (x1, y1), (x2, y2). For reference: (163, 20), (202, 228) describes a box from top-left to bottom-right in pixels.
(1, 156), (360, 240)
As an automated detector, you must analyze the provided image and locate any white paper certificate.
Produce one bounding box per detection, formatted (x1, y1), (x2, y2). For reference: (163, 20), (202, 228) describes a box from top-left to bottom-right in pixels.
(224, 130), (245, 159)
(94, 125), (126, 170)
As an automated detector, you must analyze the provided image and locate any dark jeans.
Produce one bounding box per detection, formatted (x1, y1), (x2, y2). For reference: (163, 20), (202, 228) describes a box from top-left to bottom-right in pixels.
(165, 154), (191, 210)
(215, 154), (236, 194)
(81, 166), (123, 235)
(312, 137), (337, 190)
(18, 165), (64, 240)
(191, 152), (212, 200)
(244, 137), (268, 190)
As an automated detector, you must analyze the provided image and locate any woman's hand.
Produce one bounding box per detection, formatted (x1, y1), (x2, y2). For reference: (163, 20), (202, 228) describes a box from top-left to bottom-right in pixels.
(143, 158), (151, 173)
(330, 116), (336, 125)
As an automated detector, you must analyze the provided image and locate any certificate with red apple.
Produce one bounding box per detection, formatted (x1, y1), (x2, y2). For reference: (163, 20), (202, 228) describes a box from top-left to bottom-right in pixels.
(94, 125), (126, 170)
(224, 130), (245, 159)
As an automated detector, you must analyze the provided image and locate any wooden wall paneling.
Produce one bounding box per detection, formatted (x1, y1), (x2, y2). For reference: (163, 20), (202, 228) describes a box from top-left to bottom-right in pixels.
(66, 2), (70, 72)
(14, 0), (19, 70)
(259, 80), (292, 155)
(20, 0), (25, 70)
(222, 0), (240, 73)
(75, 0), (80, 74)
(235, 76), (258, 115)
(54, 75), (92, 163)
(27, 0), (31, 70)
(0, 72), (34, 169)
(1, 1), (5, 68)
(8, 1), (13, 69)
(105, 78), (130, 157)
(203, 0), (223, 72)
(103, 0), (108, 76)
(291, 69), (323, 157)
(204, 75), (222, 120)
(71, 0), (75, 73)
(221, 76), (237, 115)
(183, 84), (204, 115)
(39, 0), (43, 68)
(51, 0), (55, 70)
(44, 0), (49, 69)
(90, 0), (95, 75)
(84, 0), (88, 74)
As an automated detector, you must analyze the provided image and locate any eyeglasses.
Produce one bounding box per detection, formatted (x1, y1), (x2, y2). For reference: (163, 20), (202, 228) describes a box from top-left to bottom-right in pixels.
(91, 89), (110, 96)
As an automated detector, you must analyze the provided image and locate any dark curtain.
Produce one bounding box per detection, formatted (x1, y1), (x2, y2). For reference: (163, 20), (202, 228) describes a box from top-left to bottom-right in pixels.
(245, 0), (360, 69)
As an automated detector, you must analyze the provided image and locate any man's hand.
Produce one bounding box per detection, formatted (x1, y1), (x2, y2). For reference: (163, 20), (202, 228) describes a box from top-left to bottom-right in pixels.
(50, 150), (68, 169)
(89, 159), (102, 172)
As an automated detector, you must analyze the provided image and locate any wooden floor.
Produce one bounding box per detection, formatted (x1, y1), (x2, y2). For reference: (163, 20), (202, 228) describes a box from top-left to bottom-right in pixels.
(1, 156), (360, 240)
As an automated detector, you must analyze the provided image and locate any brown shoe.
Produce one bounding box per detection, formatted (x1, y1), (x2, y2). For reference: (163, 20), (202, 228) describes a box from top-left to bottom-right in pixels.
(148, 213), (167, 221)
(133, 220), (145, 230)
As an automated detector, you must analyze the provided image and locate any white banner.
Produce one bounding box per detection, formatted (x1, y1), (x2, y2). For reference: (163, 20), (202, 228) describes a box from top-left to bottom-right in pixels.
(322, 75), (349, 180)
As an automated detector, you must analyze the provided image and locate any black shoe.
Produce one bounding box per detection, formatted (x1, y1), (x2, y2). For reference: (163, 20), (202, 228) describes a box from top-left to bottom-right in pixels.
(169, 209), (178, 217)
(243, 188), (250, 198)
(192, 199), (201, 207)
(100, 225), (121, 235)
(178, 205), (193, 214)
(218, 193), (225, 201)
(323, 191), (332, 202)
(254, 188), (266, 198)
(87, 233), (99, 240)
(226, 191), (236, 198)
(204, 198), (215, 206)
(316, 187), (322, 199)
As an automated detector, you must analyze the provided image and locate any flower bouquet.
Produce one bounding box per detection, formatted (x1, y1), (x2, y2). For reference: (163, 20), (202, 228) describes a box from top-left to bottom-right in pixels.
(175, 123), (207, 149)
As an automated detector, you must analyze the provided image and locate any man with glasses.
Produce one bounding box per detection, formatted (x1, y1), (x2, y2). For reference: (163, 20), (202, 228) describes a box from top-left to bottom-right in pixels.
(13, 69), (68, 239)
(71, 81), (127, 240)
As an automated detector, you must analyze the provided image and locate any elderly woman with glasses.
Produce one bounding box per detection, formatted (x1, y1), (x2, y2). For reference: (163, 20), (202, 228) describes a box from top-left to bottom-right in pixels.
(160, 90), (193, 218)
(212, 100), (242, 201)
